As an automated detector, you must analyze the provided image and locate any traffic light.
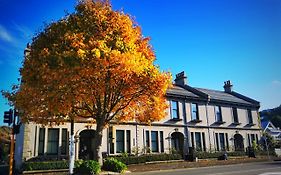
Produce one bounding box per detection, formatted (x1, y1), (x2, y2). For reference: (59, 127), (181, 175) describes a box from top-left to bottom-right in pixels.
(3, 109), (13, 125)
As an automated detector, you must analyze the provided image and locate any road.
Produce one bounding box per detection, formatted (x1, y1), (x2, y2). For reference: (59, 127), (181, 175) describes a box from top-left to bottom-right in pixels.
(131, 161), (281, 175)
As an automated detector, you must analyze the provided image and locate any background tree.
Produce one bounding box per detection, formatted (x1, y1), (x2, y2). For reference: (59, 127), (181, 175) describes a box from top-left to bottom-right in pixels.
(2, 0), (171, 164)
(260, 105), (281, 128)
(0, 126), (11, 164)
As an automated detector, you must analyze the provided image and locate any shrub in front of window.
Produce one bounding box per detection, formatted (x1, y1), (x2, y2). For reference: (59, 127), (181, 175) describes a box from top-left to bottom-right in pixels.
(103, 158), (127, 173)
(110, 153), (182, 165)
(22, 161), (68, 171)
(75, 160), (101, 175)
(22, 160), (84, 171)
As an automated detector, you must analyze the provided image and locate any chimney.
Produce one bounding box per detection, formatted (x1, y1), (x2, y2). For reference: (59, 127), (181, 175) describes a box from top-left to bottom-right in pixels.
(175, 71), (188, 86)
(24, 43), (31, 58)
(223, 80), (233, 93)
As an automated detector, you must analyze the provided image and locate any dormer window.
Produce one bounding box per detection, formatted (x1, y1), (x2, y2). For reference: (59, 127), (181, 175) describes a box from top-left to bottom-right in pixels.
(171, 101), (179, 119)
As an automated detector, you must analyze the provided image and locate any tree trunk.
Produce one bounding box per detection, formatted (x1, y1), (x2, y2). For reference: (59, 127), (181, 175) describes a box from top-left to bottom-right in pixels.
(93, 123), (104, 165)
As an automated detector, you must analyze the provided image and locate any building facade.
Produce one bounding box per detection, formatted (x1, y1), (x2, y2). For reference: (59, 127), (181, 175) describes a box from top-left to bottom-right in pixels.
(14, 71), (261, 168)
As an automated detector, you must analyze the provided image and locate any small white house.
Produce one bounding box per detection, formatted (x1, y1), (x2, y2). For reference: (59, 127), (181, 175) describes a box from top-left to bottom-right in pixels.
(261, 120), (281, 141)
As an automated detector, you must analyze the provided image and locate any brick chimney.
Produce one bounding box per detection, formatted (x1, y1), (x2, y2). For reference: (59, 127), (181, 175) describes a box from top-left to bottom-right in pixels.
(223, 80), (233, 93)
(24, 43), (31, 58)
(175, 71), (188, 86)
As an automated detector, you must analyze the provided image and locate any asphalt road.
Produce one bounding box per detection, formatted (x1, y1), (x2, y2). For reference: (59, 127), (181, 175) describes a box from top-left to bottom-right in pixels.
(131, 161), (281, 175)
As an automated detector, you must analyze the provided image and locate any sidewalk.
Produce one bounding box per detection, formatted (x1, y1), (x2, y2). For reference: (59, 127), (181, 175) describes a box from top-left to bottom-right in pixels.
(126, 156), (272, 173)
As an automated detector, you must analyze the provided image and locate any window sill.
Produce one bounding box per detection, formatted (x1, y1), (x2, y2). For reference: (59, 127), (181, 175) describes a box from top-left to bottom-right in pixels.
(232, 122), (241, 125)
(170, 118), (182, 121)
(247, 123), (255, 127)
(190, 119), (202, 123)
(214, 121), (226, 125)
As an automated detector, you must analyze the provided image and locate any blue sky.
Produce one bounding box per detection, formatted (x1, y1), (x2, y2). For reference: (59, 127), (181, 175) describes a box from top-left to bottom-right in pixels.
(0, 0), (281, 126)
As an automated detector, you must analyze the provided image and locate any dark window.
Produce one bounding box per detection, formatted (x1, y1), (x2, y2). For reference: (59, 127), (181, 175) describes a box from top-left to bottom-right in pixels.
(160, 131), (164, 153)
(215, 106), (222, 122)
(219, 133), (225, 151)
(116, 130), (124, 153)
(225, 133), (229, 151)
(251, 134), (256, 145)
(195, 132), (202, 151)
(191, 103), (199, 120)
(61, 129), (67, 155)
(232, 107), (239, 123)
(202, 132), (206, 151)
(247, 109), (253, 124)
(171, 101), (179, 119)
(109, 130), (114, 154)
(247, 134), (251, 146)
(146, 131), (150, 148)
(38, 128), (45, 155)
(191, 132), (194, 148)
(215, 133), (219, 151)
(255, 134), (259, 144)
(47, 128), (59, 155)
(151, 131), (159, 152)
(126, 130), (131, 153)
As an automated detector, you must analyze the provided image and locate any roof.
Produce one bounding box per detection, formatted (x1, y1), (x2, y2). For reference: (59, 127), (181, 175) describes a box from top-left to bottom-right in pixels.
(195, 88), (253, 105)
(166, 85), (199, 98)
(261, 120), (270, 129)
(166, 84), (259, 108)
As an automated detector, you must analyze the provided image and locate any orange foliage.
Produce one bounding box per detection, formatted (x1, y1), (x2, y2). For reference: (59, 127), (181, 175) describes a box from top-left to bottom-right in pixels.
(4, 0), (171, 127)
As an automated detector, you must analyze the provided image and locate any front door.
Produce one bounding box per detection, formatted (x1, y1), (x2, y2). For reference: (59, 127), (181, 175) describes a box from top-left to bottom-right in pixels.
(171, 132), (184, 154)
(79, 129), (95, 159)
(234, 134), (244, 151)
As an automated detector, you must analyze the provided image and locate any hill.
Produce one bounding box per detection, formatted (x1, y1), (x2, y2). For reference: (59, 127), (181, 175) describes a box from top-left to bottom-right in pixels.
(260, 105), (281, 128)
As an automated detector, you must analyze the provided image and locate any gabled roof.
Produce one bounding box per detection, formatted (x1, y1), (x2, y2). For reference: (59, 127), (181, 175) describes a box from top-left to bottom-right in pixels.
(166, 84), (259, 108)
(166, 72), (260, 108)
(261, 120), (281, 133)
(195, 88), (254, 105)
(261, 120), (270, 130)
(166, 85), (199, 98)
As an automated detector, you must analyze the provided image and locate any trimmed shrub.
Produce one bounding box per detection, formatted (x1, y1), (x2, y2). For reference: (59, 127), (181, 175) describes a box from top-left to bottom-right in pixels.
(22, 160), (84, 171)
(196, 151), (247, 159)
(110, 153), (182, 165)
(76, 160), (101, 175)
(22, 161), (68, 171)
(103, 158), (127, 173)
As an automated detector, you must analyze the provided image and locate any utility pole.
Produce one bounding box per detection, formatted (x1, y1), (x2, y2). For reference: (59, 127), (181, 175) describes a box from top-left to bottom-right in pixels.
(4, 109), (17, 175)
(4, 108), (21, 175)
(69, 118), (75, 174)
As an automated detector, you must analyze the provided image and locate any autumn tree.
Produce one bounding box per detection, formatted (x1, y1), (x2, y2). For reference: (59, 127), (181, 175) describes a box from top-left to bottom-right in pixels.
(3, 0), (171, 165)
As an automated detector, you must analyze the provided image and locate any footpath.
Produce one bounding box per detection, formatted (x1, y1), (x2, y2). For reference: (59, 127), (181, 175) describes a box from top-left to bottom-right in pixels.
(127, 156), (276, 173)
(15, 156), (280, 174)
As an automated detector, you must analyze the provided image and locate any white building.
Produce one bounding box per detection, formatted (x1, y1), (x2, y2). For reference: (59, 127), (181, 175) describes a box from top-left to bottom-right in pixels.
(14, 71), (261, 168)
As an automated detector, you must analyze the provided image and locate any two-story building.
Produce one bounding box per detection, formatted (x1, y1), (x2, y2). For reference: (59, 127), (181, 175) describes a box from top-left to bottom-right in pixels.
(14, 71), (261, 168)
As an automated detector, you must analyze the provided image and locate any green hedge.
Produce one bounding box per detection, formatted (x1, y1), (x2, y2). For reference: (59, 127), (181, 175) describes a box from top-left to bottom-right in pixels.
(22, 160), (86, 171)
(103, 158), (127, 173)
(76, 160), (100, 175)
(110, 153), (182, 165)
(22, 161), (68, 171)
(195, 151), (247, 159)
